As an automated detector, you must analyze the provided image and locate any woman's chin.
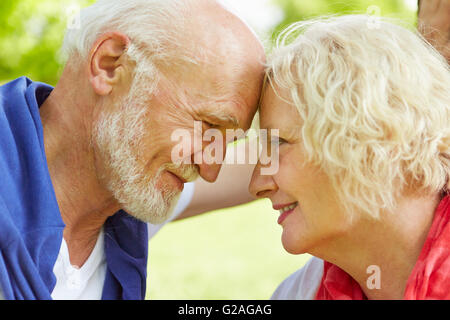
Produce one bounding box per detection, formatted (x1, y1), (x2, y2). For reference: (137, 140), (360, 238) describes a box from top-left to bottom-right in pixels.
(281, 231), (309, 255)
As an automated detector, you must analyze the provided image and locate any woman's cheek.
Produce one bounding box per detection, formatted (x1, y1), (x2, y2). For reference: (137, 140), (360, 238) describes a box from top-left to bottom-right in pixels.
(277, 147), (304, 193)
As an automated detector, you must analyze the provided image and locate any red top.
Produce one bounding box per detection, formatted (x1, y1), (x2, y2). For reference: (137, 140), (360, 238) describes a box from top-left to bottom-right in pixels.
(316, 194), (450, 300)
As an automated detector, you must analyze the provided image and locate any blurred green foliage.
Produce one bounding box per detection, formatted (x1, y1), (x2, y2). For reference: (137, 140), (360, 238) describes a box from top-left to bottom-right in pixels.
(0, 0), (94, 85)
(271, 0), (417, 39)
(0, 0), (416, 85)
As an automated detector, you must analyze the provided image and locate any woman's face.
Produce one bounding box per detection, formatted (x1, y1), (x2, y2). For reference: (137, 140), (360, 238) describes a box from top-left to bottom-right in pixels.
(249, 84), (353, 254)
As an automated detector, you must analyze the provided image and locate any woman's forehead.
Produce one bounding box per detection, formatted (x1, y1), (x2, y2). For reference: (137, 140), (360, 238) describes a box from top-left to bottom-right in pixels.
(260, 85), (294, 122)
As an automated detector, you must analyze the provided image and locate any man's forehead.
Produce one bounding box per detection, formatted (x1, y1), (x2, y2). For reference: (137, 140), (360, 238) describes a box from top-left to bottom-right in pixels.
(196, 96), (257, 129)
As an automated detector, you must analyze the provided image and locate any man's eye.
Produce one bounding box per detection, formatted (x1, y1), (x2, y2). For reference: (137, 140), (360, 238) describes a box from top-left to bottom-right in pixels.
(203, 121), (217, 128)
(270, 136), (287, 145)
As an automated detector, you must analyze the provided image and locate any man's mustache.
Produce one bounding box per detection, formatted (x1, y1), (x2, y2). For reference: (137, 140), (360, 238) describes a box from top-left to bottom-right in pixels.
(164, 162), (199, 183)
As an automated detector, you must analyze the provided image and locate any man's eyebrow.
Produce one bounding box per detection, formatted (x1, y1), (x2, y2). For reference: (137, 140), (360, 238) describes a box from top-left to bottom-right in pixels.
(199, 109), (240, 128)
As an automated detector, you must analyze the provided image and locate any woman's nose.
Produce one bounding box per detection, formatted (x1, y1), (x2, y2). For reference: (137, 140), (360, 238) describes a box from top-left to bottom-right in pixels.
(248, 162), (277, 199)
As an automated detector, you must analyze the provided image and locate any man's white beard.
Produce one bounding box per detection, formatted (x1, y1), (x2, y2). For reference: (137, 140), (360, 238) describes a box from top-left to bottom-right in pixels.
(92, 83), (180, 224)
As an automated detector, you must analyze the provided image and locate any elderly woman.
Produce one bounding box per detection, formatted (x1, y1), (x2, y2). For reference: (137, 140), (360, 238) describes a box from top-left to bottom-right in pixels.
(249, 15), (450, 300)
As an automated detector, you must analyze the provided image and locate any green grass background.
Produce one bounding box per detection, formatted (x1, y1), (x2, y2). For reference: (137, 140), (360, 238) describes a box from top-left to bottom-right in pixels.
(146, 199), (311, 299)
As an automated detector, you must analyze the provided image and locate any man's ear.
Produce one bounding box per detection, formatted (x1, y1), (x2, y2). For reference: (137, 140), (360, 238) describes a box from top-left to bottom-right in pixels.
(88, 31), (130, 96)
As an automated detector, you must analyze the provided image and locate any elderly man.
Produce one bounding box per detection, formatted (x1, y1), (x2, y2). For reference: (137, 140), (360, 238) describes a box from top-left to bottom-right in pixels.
(0, 0), (264, 299)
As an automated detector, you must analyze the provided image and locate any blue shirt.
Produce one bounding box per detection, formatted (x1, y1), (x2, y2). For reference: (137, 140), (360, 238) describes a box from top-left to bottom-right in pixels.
(0, 77), (148, 300)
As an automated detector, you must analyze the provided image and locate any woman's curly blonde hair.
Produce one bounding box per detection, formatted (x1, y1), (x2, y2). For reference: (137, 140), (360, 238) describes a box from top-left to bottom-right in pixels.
(267, 15), (450, 219)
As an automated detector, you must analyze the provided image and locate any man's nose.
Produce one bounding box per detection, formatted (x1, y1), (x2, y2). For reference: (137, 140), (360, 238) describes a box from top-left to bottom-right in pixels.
(248, 161), (277, 198)
(197, 162), (223, 182)
(192, 139), (227, 183)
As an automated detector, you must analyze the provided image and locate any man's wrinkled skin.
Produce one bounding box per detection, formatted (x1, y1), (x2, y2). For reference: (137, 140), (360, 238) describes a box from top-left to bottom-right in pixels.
(39, 0), (265, 267)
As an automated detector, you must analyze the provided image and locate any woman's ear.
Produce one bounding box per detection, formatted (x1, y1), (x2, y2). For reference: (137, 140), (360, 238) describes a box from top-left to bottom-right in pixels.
(88, 31), (130, 96)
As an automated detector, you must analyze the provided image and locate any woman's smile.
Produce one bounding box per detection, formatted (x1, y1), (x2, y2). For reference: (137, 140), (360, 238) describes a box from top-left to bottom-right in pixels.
(273, 202), (299, 225)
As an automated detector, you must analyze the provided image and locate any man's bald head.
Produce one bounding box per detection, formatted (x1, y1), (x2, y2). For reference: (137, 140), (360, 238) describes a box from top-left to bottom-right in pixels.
(63, 0), (264, 71)
(151, 0), (265, 113)
(63, 0), (265, 117)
